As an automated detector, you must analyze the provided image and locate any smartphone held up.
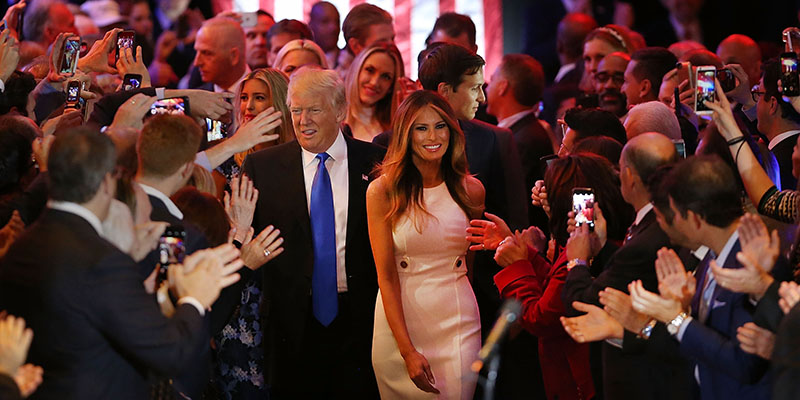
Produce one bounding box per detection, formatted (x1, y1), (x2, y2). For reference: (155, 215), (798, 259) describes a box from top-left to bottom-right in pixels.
(572, 188), (595, 232)
(694, 66), (716, 116)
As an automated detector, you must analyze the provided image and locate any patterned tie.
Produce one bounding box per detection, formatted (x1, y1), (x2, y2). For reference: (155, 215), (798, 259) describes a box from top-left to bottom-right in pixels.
(623, 223), (635, 245)
(310, 153), (338, 326)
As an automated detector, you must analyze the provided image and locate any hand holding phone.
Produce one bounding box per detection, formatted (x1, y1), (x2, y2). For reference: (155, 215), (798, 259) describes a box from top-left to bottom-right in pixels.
(695, 66), (717, 116)
(157, 225), (186, 285)
(59, 36), (80, 75)
(780, 52), (799, 97)
(572, 188), (595, 232)
(146, 96), (189, 119)
(116, 30), (135, 63)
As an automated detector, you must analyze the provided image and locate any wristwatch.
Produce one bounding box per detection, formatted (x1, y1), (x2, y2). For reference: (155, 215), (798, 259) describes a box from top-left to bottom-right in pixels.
(667, 312), (689, 335)
(638, 319), (657, 340)
(566, 258), (588, 271)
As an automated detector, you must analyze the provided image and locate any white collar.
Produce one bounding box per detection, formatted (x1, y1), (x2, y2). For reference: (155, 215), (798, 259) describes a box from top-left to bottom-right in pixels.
(137, 182), (184, 220)
(301, 130), (347, 168)
(214, 65), (252, 94)
(633, 203), (654, 226)
(714, 230), (740, 267)
(498, 109), (535, 129)
(767, 129), (800, 151)
(554, 62), (576, 83)
(48, 200), (103, 235)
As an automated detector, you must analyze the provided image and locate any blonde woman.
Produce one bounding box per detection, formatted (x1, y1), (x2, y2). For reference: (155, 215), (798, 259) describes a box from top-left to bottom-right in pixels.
(367, 90), (484, 399)
(272, 39), (329, 75)
(344, 41), (405, 142)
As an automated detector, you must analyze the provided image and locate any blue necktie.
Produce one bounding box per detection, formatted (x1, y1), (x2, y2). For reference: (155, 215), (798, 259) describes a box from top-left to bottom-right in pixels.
(310, 153), (338, 326)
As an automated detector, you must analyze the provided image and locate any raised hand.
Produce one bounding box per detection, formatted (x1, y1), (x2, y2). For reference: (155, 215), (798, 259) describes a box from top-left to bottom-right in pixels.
(738, 213), (780, 273)
(78, 28), (122, 74)
(2, 0), (26, 41)
(116, 46), (151, 88)
(0, 29), (19, 83)
(778, 281), (800, 314)
(736, 322), (775, 360)
(520, 226), (547, 255)
(531, 180), (550, 216)
(629, 280), (683, 324)
(704, 78), (745, 141)
(599, 287), (652, 334)
(226, 106), (282, 151)
(168, 244), (243, 309)
(239, 225), (284, 270)
(494, 231), (528, 267)
(655, 247), (694, 309)
(108, 93), (157, 131)
(0, 315), (33, 376)
(566, 222), (593, 262)
(725, 63), (754, 107)
(466, 212), (512, 251)
(224, 175), (258, 243)
(402, 350), (439, 394)
(560, 301), (623, 343)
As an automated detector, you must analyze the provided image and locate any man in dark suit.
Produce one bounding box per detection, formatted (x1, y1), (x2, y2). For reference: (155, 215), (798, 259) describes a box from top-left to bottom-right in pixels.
(757, 59), (800, 191)
(0, 127), (240, 399)
(242, 68), (382, 399)
(562, 133), (688, 399)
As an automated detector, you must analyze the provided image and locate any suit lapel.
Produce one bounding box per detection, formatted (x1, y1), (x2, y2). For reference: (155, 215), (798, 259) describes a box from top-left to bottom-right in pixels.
(280, 142), (314, 278)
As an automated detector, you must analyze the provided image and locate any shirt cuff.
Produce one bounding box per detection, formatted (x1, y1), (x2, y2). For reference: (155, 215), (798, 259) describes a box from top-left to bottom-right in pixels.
(195, 151), (212, 171)
(675, 316), (693, 341)
(605, 338), (624, 348)
(177, 297), (206, 316)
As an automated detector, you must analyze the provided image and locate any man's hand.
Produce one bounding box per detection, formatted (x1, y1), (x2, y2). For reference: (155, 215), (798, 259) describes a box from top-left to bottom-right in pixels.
(31, 135), (55, 173)
(466, 212), (512, 251)
(180, 90), (235, 121)
(41, 108), (83, 137)
(225, 175), (259, 243)
(168, 244), (243, 309)
(78, 28), (121, 74)
(599, 287), (651, 334)
(223, 106), (281, 151)
(0, 315), (33, 376)
(109, 93), (157, 131)
(154, 31), (178, 62)
(0, 210), (25, 258)
(239, 225), (284, 270)
(704, 78), (746, 141)
(560, 301), (624, 343)
(737, 322), (775, 360)
(0, 29), (19, 83)
(629, 280), (684, 324)
(655, 247), (695, 309)
(531, 180), (550, 216)
(778, 281), (800, 314)
(738, 213), (780, 273)
(116, 46), (151, 88)
(494, 231), (529, 267)
(130, 222), (168, 262)
(725, 64), (755, 108)
(13, 363), (42, 398)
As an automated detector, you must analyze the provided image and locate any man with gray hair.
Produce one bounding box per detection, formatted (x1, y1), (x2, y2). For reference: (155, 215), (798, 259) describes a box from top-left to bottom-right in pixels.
(242, 68), (383, 399)
(624, 101), (682, 141)
(22, 0), (79, 49)
(193, 17), (250, 93)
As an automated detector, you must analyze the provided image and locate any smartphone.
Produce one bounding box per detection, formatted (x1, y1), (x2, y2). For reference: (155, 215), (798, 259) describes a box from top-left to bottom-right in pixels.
(146, 97), (189, 118)
(16, 3), (23, 41)
(59, 37), (81, 75)
(572, 188), (595, 231)
(240, 12), (258, 28)
(781, 52), (799, 97)
(694, 66), (716, 116)
(672, 139), (686, 158)
(122, 73), (142, 90)
(206, 118), (224, 141)
(157, 225), (187, 285)
(65, 80), (81, 109)
(116, 30), (135, 62)
(716, 68), (736, 93)
(676, 61), (693, 88)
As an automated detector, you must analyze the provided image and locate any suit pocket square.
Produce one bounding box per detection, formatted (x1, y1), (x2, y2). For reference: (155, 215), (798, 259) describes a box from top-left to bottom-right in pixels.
(362, 174), (369, 181)
(711, 299), (726, 309)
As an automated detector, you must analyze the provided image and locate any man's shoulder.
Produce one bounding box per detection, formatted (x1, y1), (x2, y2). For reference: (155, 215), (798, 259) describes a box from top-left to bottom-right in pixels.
(345, 135), (386, 161)
(462, 118), (512, 135)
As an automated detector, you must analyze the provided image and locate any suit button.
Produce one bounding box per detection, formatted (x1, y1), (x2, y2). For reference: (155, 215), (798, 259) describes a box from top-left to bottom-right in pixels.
(456, 259), (463, 267)
(400, 261), (408, 268)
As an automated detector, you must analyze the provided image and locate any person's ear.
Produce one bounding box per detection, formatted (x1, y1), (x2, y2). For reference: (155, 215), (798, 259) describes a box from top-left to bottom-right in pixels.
(769, 96), (780, 116)
(437, 82), (452, 98)
(230, 46), (240, 65)
(181, 161), (194, 179)
(640, 79), (652, 100)
(497, 79), (509, 96)
(347, 38), (363, 56)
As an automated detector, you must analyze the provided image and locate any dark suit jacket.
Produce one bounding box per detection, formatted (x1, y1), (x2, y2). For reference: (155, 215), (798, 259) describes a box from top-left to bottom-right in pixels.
(0, 374), (20, 400)
(772, 302), (800, 400)
(770, 132), (800, 191)
(509, 112), (553, 231)
(138, 194), (209, 277)
(241, 136), (383, 393)
(0, 209), (208, 400)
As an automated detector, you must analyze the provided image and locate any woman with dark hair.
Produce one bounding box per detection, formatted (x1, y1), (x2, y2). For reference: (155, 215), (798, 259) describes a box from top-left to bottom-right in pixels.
(368, 90), (484, 399)
(572, 136), (624, 167)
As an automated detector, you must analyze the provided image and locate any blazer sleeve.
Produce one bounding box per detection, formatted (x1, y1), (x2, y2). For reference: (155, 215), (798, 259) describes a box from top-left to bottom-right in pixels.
(493, 128), (529, 231)
(87, 251), (209, 377)
(0, 373), (21, 400)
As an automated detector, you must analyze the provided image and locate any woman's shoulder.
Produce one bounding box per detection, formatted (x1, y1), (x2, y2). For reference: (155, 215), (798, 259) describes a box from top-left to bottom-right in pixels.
(463, 176), (485, 203)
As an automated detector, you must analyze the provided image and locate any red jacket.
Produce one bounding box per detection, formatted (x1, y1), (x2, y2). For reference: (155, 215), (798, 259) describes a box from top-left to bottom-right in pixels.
(494, 249), (594, 400)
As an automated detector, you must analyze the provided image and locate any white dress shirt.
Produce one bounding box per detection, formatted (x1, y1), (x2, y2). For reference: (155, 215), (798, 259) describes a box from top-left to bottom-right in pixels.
(498, 109), (536, 129)
(633, 203), (654, 227)
(138, 183), (183, 220)
(554, 62), (577, 84)
(214, 65), (252, 94)
(768, 129), (800, 151)
(301, 131), (350, 292)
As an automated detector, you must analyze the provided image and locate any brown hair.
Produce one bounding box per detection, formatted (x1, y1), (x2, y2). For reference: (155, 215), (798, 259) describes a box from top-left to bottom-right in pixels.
(137, 114), (203, 178)
(379, 90), (479, 225)
(171, 187), (230, 246)
(345, 41), (405, 132)
(342, 3), (392, 53)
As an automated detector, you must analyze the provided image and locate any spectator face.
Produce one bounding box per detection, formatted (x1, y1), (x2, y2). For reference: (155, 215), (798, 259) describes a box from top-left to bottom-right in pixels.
(596, 54), (628, 116)
(443, 68), (485, 120)
(278, 49), (322, 74)
(240, 79), (272, 124)
(289, 89), (342, 153)
(245, 14), (275, 69)
(430, 29), (475, 52)
(268, 32), (302, 67)
(129, 2), (153, 40)
(411, 106), (450, 164)
(622, 60), (644, 107)
(309, 4), (340, 52)
(358, 51), (395, 107)
(755, 78), (771, 133)
(558, 126), (576, 157)
(654, 198), (695, 249)
(194, 27), (235, 86)
(658, 69), (678, 105)
(583, 38), (618, 79)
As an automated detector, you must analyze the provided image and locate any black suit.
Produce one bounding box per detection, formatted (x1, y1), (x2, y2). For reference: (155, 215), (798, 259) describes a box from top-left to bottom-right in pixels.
(773, 302), (800, 400)
(0, 374), (20, 400)
(508, 112), (553, 231)
(770, 132), (800, 191)
(0, 209), (209, 400)
(139, 193), (209, 277)
(242, 136), (383, 398)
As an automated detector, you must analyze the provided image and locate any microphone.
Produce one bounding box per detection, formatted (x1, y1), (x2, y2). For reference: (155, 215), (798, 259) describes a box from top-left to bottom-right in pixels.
(471, 299), (522, 372)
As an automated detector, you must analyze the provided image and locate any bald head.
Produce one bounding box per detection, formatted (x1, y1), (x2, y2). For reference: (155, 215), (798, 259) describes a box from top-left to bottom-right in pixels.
(194, 17), (247, 88)
(622, 132), (679, 197)
(556, 13), (598, 63)
(717, 34), (762, 85)
(624, 101), (682, 140)
(199, 17), (246, 53)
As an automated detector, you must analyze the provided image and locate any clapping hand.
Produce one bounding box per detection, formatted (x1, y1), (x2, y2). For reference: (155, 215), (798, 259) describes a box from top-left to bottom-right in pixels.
(168, 244), (243, 309)
(0, 315), (41, 398)
(737, 322), (775, 360)
(778, 281), (800, 314)
(466, 212), (512, 251)
(712, 214), (777, 298)
(599, 287), (652, 334)
(225, 175), (258, 243)
(629, 280), (684, 324)
(655, 248), (695, 310)
(560, 301), (623, 343)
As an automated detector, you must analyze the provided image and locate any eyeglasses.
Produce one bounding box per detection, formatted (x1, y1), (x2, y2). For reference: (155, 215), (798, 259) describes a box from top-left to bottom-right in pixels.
(751, 85), (766, 103)
(595, 71), (625, 85)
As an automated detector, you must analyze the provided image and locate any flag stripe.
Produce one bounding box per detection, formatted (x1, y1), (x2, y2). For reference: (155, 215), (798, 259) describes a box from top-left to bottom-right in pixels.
(394, 0), (412, 75)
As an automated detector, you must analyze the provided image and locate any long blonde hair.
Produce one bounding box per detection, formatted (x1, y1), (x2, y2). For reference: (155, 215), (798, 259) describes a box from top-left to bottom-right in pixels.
(345, 41), (405, 132)
(233, 68), (294, 165)
(379, 90), (480, 224)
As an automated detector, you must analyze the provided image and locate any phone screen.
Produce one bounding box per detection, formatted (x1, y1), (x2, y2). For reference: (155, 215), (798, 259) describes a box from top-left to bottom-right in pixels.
(117, 31), (135, 62)
(781, 53), (799, 97)
(67, 84), (79, 102)
(695, 68), (716, 113)
(123, 74), (141, 90)
(60, 38), (80, 75)
(673, 139), (686, 158)
(148, 97), (186, 117)
(157, 226), (186, 284)
(716, 69), (736, 93)
(572, 188), (595, 231)
(206, 118), (224, 141)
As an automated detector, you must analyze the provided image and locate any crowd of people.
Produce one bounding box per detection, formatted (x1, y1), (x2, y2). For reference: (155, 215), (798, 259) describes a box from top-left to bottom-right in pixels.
(2, 0), (800, 399)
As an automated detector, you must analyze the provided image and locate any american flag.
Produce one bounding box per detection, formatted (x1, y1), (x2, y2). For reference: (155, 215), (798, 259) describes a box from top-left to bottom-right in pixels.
(213, 0), (503, 80)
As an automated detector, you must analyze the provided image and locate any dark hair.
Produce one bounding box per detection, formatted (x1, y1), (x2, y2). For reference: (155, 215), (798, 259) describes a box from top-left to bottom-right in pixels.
(172, 187), (230, 246)
(654, 155), (743, 228)
(573, 136), (623, 166)
(267, 19), (313, 44)
(342, 3), (392, 51)
(564, 107), (627, 144)
(499, 54), (545, 107)
(418, 43), (485, 93)
(138, 114), (203, 178)
(49, 127), (116, 203)
(631, 47), (677, 99)
(557, 13), (598, 60)
(763, 59), (800, 125)
(0, 127), (32, 195)
(544, 153), (634, 246)
(256, 9), (274, 19)
(681, 49), (723, 69)
(0, 71), (36, 116)
(431, 13), (476, 47)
